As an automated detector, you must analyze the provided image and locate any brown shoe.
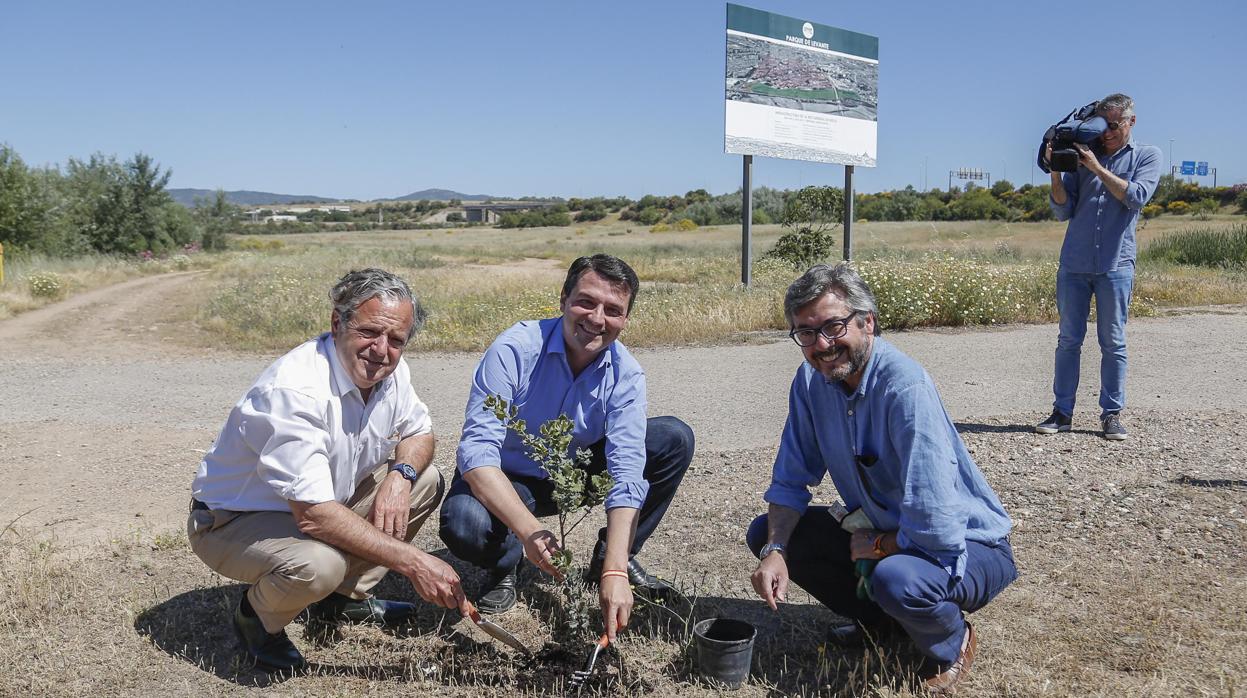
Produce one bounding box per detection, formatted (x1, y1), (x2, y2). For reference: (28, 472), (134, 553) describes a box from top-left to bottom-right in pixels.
(923, 621), (976, 695)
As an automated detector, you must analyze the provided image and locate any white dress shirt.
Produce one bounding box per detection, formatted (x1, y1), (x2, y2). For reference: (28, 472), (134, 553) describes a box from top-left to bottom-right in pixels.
(192, 332), (432, 510)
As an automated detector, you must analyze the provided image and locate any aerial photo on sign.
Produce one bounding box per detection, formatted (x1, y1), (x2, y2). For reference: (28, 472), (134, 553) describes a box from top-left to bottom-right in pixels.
(724, 3), (879, 167)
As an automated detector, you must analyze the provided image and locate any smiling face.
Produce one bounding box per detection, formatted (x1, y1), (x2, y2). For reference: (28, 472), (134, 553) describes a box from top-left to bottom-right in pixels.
(1098, 106), (1135, 156)
(792, 291), (875, 390)
(560, 269), (630, 374)
(331, 295), (414, 395)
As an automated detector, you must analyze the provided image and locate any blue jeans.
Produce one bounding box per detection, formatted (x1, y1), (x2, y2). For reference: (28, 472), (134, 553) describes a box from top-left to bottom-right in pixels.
(746, 508), (1017, 665)
(439, 416), (694, 576)
(1053, 263), (1134, 419)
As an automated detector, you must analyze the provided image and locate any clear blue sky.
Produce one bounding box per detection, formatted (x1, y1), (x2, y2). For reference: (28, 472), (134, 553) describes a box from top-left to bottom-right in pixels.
(3, 1), (1242, 200)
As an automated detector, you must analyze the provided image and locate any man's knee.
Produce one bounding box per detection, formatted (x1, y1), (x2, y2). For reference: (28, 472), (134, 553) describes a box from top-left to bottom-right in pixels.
(870, 556), (935, 615)
(438, 492), (495, 552)
(274, 541), (350, 600)
(647, 416), (695, 470)
(745, 514), (768, 557)
(410, 466), (445, 516)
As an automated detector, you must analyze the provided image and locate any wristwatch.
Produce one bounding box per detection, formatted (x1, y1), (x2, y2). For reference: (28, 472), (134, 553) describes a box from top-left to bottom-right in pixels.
(388, 462), (420, 483)
(759, 542), (787, 560)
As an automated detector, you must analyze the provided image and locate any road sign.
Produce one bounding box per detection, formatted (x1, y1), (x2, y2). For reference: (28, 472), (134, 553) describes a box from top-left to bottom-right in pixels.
(1181, 160), (1196, 175)
(1196, 161), (1209, 176)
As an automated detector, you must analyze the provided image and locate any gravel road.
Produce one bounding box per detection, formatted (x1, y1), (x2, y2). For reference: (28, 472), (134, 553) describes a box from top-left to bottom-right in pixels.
(1, 272), (1244, 544)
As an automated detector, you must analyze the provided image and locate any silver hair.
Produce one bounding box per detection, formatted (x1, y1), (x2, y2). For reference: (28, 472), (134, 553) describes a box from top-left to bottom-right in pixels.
(329, 268), (426, 344)
(784, 263), (880, 336)
(1097, 93), (1135, 120)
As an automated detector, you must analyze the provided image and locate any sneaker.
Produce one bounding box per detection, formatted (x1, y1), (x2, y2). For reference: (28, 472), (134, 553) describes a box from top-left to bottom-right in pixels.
(475, 567), (517, 615)
(1034, 410), (1072, 434)
(1101, 413), (1128, 440)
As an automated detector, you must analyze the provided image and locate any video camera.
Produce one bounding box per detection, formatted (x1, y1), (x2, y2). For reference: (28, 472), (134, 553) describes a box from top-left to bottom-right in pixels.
(1037, 101), (1106, 173)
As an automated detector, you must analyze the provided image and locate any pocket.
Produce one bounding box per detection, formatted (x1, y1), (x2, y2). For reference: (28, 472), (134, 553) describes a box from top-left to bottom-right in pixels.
(368, 436), (400, 468)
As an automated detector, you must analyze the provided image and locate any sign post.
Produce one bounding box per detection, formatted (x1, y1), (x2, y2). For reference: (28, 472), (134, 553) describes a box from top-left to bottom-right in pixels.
(725, 4), (878, 281)
(741, 155), (753, 286)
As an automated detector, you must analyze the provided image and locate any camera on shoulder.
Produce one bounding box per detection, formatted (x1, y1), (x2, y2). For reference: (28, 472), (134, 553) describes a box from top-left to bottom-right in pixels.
(1037, 101), (1106, 173)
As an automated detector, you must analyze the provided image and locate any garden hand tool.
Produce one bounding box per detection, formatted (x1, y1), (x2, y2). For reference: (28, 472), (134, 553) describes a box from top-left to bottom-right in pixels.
(463, 600), (531, 656)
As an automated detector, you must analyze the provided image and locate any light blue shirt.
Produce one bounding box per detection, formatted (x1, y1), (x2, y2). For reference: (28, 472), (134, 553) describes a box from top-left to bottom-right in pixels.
(766, 337), (1012, 580)
(456, 317), (649, 510)
(1051, 138), (1163, 273)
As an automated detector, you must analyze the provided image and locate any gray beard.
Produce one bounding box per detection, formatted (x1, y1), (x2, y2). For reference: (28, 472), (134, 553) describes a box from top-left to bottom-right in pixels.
(813, 341), (871, 384)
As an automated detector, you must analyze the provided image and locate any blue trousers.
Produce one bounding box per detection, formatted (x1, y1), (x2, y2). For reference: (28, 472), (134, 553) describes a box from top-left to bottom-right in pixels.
(746, 507), (1017, 665)
(440, 416), (694, 576)
(1053, 263), (1134, 419)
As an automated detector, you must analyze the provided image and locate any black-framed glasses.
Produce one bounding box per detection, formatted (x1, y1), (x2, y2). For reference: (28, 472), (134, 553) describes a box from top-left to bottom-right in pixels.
(789, 311), (859, 347)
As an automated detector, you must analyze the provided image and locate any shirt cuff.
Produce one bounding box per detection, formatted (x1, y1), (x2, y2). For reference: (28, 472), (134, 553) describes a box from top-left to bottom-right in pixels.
(763, 484), (812, 515)
(605, 480), (649, 510)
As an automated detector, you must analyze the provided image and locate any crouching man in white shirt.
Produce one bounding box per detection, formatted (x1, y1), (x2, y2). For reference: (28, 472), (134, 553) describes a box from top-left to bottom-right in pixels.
(188, 268), (469, 672)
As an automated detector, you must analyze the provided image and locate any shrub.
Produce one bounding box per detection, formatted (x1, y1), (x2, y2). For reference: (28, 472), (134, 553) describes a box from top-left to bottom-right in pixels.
(649, 222), (671, 233)
(676, 218), (698, 231)
(1236, 190), (1247, 215)
(1141, 223), (1247, 269)
(1192, 199), (1219, 221)
(26, 271), (65, 298)
(1142, 204), (1164, 219)
(170, 254), (192, 270)
(764, 186), (842, 268)
(1167, 201), (1190, 215)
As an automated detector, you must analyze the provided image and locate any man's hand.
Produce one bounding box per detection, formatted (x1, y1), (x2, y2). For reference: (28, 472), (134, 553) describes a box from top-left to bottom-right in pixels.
(751, 551), (789, 611)
(599, 575), (633, 642)
(368, 470), (413, 539)
(521, 528), (565, 580)
(407, 550), (471, 615)
(1074, 143), (1104, 174)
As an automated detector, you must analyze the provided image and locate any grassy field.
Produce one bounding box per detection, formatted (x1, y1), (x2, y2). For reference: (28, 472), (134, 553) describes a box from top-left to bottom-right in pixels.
(3, 215), (1246, 352)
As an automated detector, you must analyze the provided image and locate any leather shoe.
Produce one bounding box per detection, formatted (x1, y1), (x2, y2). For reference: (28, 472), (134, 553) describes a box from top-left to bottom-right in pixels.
(584, 541), (674, 595)
(475, 567), (518, 615)
(233, 593), (307, 673)
(923, 621), (976, 695)
(824, 617), (902, 648)
(305, 592), (419, 626)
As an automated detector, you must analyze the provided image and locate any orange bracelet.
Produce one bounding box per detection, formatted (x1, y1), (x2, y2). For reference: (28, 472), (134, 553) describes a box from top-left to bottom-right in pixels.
(872, 533), (888, 557)
(600, 569), (629, 581)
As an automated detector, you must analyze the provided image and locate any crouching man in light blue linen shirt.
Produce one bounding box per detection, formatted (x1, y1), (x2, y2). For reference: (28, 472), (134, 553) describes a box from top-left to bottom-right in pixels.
(747, 264), (1016, 695)
(440, 254), (694, 642)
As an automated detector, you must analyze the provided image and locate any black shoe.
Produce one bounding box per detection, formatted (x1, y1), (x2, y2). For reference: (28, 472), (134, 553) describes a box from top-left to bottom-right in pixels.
(1034, 410), (1072, 434)
(305, 592), (419, 626)
(476, 567), (517, 615)
(584, 541), (674, 595)
(823, 618), (901, 648)
(233, 592), (307, 673)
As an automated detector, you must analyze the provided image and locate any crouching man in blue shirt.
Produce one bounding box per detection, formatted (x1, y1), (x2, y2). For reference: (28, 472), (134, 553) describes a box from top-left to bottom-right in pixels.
(440, 254), (694, 641)
(747, 264), (1016, 695)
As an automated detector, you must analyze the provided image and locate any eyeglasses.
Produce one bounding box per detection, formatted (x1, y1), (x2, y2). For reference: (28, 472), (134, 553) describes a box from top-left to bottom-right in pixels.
(789, 311), (859, 347)
(1106, 118), (1131, 131)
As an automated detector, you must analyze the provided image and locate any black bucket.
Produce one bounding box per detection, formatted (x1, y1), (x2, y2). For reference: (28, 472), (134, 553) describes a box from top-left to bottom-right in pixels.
(692, 617), (756, 689)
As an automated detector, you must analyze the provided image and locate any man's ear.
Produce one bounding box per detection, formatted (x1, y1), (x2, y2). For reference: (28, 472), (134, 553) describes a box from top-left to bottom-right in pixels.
(331, 309), (341, 334)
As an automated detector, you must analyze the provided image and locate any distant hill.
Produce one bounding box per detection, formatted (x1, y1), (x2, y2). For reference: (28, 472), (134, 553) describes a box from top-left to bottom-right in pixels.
(391, 189), (494, 202)
(169, 189), (341, 207)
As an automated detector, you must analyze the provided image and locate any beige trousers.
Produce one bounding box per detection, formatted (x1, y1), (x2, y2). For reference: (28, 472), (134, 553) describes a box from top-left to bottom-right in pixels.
(187, 463), (444, 633)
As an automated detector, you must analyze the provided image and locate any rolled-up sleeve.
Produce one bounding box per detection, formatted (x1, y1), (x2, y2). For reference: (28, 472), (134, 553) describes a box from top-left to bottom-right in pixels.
(239, 388), (336, 504)
(1123, 146), (1162, 210)
(1050, 173), (1076, 221)
(456, 335), (523, 474)
(602, 367), (648, 510)
(887, 382), (967, 579)
(764, 373), (825, 515)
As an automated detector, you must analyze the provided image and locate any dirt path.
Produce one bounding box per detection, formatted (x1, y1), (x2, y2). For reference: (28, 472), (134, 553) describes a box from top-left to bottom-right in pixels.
(1, 273), (1245, 544)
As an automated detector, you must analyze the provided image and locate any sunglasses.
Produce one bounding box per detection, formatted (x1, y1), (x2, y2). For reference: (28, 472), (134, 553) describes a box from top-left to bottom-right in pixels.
(1105, 118), (1132, 131)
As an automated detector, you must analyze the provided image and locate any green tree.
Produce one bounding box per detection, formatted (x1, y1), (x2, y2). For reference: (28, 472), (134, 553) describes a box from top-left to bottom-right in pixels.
(0, 145), (76, 255)
(764, 186), (843, 268)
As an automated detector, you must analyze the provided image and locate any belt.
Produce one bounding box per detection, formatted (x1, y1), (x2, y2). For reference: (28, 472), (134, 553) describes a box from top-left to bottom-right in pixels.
(190, 498), (210, 511)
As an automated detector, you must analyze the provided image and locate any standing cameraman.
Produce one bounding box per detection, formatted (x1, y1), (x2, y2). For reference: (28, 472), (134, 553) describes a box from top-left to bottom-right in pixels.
(1035, 93), (1162, 440)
